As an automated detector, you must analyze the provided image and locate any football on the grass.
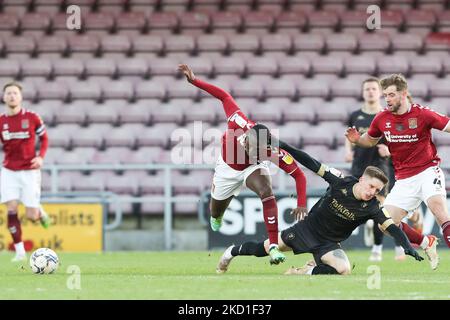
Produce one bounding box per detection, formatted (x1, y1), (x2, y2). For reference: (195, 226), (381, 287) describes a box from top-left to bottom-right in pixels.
(29, 248), (59, 274)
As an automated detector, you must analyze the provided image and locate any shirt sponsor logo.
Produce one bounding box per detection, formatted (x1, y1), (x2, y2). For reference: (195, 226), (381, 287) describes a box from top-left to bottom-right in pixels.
(2, 130), (30, 140)
(21, 119), (29, 129)
(408, 118), (418, 129)
(385, 122), (391, 128)
(3, 124), (8, 130)
(384, 131), (419, 143)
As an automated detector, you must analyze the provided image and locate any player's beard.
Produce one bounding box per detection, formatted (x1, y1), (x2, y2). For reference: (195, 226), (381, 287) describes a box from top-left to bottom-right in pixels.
(388, 101), (401, 113)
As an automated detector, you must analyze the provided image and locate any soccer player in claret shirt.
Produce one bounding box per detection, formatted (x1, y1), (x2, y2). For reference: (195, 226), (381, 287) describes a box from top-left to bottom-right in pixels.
(0, 82), (50, 262)
(178, 64), (308, 265)
(346, 73), (450, 270)
(216, 143), (423, 275)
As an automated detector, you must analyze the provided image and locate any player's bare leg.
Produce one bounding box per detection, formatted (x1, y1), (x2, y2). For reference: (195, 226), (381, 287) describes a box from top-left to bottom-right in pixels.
(246, 169), (285, 264)
(209, 196), (233, 232)
(26, 206), (50, 229)
(6, 200), (26, 262)
(285, 249), (350, 275)
(217, 233), (290, 274)
(426, 194), (450, 252)
(385, 204), (439, 269)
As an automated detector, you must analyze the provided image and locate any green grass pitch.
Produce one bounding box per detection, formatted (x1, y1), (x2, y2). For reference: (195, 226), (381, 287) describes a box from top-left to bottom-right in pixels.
(0, 250), (449, 300)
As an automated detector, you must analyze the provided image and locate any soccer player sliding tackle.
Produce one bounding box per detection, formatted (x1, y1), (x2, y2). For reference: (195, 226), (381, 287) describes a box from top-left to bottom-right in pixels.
(217, 141), (423, 275)
(346, 73), (450, 270)
(179, 64), (308, 265)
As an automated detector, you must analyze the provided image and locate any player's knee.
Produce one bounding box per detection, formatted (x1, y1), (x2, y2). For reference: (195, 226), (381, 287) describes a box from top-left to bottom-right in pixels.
(336, 264), (351, 275)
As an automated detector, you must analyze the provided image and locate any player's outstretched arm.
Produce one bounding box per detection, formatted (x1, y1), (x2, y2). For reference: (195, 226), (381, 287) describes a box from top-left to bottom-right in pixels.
(345, 127), (380, 148)
(276, 139), (325, 175)
(178, 64), (231, 102)
(384, 223), (424, 261)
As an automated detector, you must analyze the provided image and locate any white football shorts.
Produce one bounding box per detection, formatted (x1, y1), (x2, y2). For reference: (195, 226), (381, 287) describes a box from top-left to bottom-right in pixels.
(1, 167), (42, 208)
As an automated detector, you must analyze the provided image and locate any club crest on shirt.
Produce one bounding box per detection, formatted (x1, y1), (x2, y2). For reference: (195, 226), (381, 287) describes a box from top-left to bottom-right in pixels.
(21, 119), (29, 129)
(361, 202), (368, 208)
(408, 118), (417, 129)
(341, 189), (347, 196)
(282, 154), (294, 165)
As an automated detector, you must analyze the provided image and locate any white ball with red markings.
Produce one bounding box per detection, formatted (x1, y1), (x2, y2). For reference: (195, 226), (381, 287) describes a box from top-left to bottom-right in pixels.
(29, 248), (59, 274)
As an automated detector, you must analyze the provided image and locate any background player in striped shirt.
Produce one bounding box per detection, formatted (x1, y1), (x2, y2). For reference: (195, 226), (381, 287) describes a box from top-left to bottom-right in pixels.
(1, 82), (50, 262)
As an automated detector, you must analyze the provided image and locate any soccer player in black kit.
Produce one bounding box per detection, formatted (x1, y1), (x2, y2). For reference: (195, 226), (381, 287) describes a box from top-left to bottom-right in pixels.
(216, 141), (424, 275)
(346, 77), (421, 262)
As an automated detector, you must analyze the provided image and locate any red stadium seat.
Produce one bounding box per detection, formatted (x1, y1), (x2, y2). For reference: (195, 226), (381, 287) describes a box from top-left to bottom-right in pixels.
(243, 11), (275, 31)
(277, 55), (310, 76)
(227, 34), (260, 53)
(83, 12), (115, 33)
(245, 56), (278, 76)
(404, 10), (437, 31)
(292, 33), (325, 52)
(70, 124), (112, 149)
(230, 79), (264, 100)
(101, 80), (134, 101)
(391, 33), (424, 52)
(46, 125), (77, 149)
(20, 13), (51, 34)
(70, 173), (105, 192)
(184, 98), (218, 124)
(67, 34), (100, 55)
(139, 171), (165, 195)
(212, 56), (246, 76)
(104, 173), (140, 196)
(165, 79), (200, 100)
(100, 35), (131, 54)
(164, 35), (196, 54)
(409, 54), (443, 75)
(118, 100), (154, 124)
(249, 99), (287, 123)
(210, 11), (243, 32)
(87, 104), (120, 124)
(37, 81), (69, 101)
(147, 58), (179, 77)
(358, 33), (391, 52)
(52, 58), (84, 77)
(274, 11), (307, 32)
(282, 99), (317, 123)
(437, 11), (450, 31)
(130, 34), (164, 54)
(135, 123), (178, 148)
(115, 12), (147, 33)
(264, 78), (298, 100)
(103, 124), (144, 148)
(0, 14), (20, 33)
(406, 78), (429, 99)
(21, 59), (52, 78)
(429, 78), (450, 97)
(43, 147), (66, 166)
(344, 55), (376, 74)
(376, 54), (410, 75)
(54, 103), (87, 124)
(4, 36), (36, 54)
(147, 12), (179, 33)
(57, 147), (97, 165)
(69, 81), (102, 101)
(116, 57), (148, 77)
(260, 33), (292, 53)
(326, 34), (357, 52)
(196, 34), (228, 53)
(307, 10), (339, 30)
(0, 59), (20, 78)
(330, 79), (363, 100)
(151, 100), (189, 124)
(178, 12), (210, 32)
(311, 55), (344, 74)
(36, 35), (68, 57)
(31, 100), (61, 125)
(134, 80), (166, 100)
(84, 58), (116, 77)
(298, 79), (330, 98)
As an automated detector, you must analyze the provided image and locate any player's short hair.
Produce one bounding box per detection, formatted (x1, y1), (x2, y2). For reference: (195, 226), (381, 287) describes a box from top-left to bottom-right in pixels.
(362, 77), (381, 90)
(252, 123), (272, 146)
(363, 166), (389, 185)
(380, 74), (408, 92)
(3, 81), (22, 93)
